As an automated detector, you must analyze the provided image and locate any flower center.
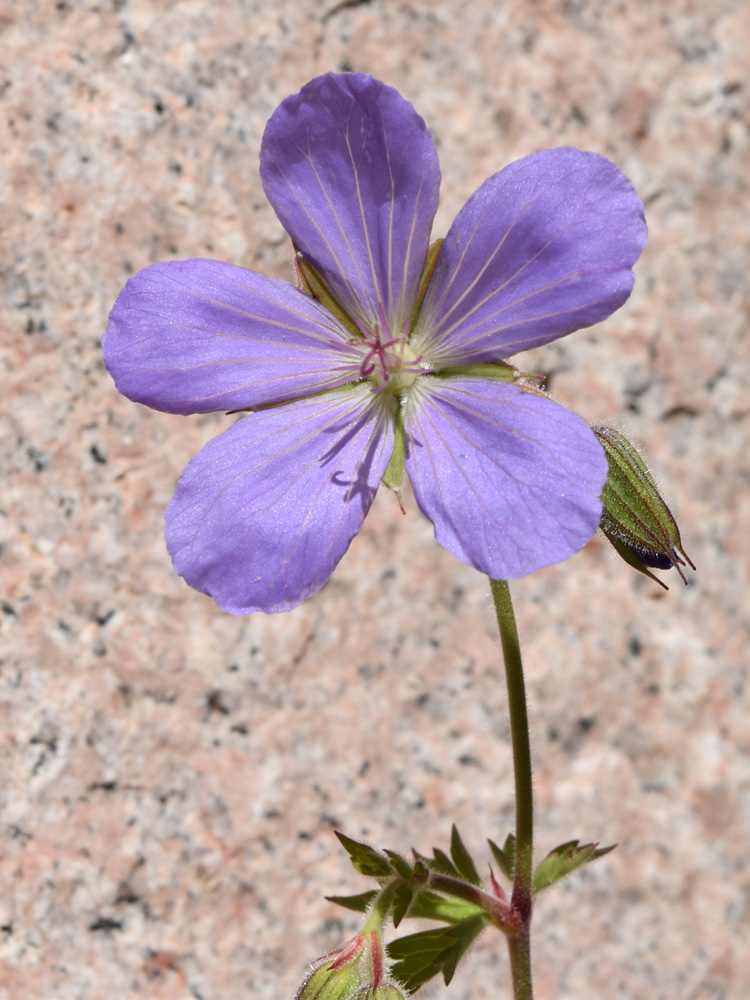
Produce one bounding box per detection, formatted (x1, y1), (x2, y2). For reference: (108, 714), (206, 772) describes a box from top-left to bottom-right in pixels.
(357, 305), (424, 396)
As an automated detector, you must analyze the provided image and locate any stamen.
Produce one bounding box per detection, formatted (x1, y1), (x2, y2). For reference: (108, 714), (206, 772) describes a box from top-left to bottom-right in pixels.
(354, 306), (426, 391)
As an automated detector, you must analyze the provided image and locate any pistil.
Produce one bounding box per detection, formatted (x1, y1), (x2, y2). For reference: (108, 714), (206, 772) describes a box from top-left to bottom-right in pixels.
(357, 305), (426, 395)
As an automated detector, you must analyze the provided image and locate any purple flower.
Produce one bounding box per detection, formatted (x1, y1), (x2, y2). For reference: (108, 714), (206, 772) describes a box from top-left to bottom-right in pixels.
(104, 73), (647, 614)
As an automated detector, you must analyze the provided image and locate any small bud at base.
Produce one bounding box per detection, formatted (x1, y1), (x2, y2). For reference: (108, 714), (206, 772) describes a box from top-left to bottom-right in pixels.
(295, 936), (366, 1000)
(360, 983), (409, 1000)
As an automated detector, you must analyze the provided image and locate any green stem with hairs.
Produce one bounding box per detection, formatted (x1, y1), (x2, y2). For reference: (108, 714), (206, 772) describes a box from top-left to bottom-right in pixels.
(490, 578), (534, 1000)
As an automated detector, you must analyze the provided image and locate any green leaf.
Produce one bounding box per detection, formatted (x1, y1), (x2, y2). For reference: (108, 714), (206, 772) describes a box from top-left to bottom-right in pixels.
(429, 847), (461, 880)
(488, 833), (515, 881)
(325, 890), (378, 913)
(383, 849), (413, 880)
(532, 840), (616, 894)
(408, 890), (485, 925)
(387, 915), (489, 992)
(449, 825), (482, 886)
(335, 832), (394, 880)
(392, 880), (417, 928)
(410, 858), (430, 884)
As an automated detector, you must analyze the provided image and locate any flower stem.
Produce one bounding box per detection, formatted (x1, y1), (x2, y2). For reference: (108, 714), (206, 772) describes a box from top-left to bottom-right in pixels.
(489, 579), (534, 1000)
(363, 882), (396, 933)
(506, 927), (533, 1000)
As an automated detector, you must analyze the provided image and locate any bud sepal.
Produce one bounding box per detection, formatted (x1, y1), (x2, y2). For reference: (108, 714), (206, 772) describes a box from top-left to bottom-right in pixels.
(294, 935), (366, 1000)
(593, 425), (694, 587)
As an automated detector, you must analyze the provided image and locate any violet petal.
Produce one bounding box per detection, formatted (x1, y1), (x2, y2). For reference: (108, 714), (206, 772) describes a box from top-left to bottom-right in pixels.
(165, 387), (394, 614)
(414, 149), (647, 366)
(404, 377), (608, 579)
(260, 73), (440, 330)
(104, 259), (362, 415)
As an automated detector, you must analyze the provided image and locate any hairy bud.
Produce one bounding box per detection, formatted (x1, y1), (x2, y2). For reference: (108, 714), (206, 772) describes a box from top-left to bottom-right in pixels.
(295, 936), (365, 1000)
(361, 984), (409, 1000)
(593, 426), (694, 588)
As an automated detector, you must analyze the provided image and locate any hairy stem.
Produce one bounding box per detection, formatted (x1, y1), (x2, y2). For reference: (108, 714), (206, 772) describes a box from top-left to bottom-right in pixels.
(363, 882), (396, 933)
(507, 927), (533, 1000)
(490, 578), (534, 1000)
(427, 872), (514, 930)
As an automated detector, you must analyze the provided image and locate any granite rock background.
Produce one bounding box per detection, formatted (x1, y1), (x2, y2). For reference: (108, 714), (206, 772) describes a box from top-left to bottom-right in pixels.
(1, 1), (749, 998)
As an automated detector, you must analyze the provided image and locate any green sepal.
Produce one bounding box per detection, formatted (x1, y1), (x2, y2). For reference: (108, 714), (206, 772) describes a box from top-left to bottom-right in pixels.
(409, 238), (444, 332)
(387, 914), (489, 992)
(488, 833), (515, 881)
(326, 890), (378, 913)
(431, 361), (517, 382)
(593, 426), (694, 586)
(532, 839), (615, 895)
(382, 404), (407, 499)
(449, 825), (483, 887)
(295, 251), (364, 340)
(370, 986), (408, 1000)
(336, 832), (394, 880)
(606, 533), (668, 588)
(295, 960), (362, 1000)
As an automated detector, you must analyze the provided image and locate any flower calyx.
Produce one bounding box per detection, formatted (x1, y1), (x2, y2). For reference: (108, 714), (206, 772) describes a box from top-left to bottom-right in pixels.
(294, 934), (366, 1000)
(294, 922), (399, 1000)
(361, 984), (408, 1000)
(593, 425), (694, 588)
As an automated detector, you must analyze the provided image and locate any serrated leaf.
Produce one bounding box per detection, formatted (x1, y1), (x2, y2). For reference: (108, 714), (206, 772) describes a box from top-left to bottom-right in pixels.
(335, 832), (393, 880)
(384, 849), (413, 880)
(532, 840), (615, 894)
(488, 833), (515, 881)
(430, 847), (461, 880)
(449, 826), (483, 887)
(392, 881), (417, 928)
(387, 915), (488, 992)
(325, 890), (378, 913)
(408, 890), (485, 925)
(411, 858), (430, 885)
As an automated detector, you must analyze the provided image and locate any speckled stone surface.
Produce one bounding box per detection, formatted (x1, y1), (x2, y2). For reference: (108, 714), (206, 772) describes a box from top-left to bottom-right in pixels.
(1, 2), (749, 999)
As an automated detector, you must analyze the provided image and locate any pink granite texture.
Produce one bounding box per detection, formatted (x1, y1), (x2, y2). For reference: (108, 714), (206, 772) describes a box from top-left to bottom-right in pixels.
(1, 1), (749, 998)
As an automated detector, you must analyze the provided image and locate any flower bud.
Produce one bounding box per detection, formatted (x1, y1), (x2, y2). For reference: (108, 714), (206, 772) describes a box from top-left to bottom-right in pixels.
(593, 426), (694, 588)
(297, 963), (361, 1000)
(295, 936), (365, 1000)
(360, 984), (408, 1000)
